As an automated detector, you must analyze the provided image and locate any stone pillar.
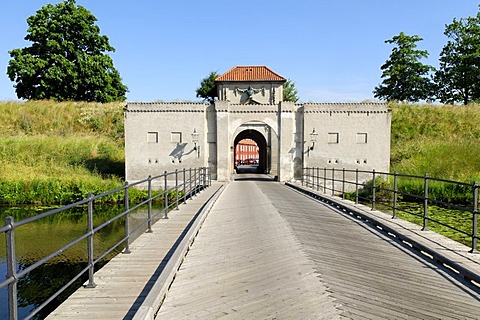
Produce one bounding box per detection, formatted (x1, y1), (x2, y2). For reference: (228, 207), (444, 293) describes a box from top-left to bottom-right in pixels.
(206, 104), (218, 180)
(277, 102), (296, 181)
(215, 101), (230, 181)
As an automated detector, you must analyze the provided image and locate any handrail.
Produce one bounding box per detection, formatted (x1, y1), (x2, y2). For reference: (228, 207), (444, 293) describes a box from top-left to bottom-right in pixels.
(301, 167), (479, 254)
(1, 167), (211, 320)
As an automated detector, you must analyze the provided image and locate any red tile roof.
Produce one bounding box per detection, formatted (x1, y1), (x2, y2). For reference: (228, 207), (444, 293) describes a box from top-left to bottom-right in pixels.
(216, 66), (286, 82)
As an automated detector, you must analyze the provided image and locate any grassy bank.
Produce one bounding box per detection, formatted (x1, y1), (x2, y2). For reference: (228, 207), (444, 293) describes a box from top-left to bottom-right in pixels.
(0, 101), (126, 204)
(2, 101), (480, 205)
(390, 103), (480, 182)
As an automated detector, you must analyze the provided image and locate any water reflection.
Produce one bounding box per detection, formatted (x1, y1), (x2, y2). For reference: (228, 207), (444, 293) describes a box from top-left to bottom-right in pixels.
(0, 203), (159, 319)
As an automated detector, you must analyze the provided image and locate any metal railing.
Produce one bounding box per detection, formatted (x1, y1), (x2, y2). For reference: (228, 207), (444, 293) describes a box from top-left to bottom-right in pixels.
(301, 167), (479, 253)
(1, 167), (211, 320)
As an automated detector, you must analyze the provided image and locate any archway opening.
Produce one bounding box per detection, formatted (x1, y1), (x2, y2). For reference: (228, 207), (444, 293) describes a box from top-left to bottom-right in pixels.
(234, 129), (269, 174)
(235, 139), (259, 168)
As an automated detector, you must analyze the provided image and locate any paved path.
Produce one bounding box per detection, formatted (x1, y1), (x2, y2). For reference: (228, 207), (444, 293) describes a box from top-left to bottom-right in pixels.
(156, 180), (342, 319)
(157, 179), (480, 319)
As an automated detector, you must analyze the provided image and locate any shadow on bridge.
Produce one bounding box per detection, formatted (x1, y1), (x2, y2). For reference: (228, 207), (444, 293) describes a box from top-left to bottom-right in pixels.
(234, 165), (276, 181)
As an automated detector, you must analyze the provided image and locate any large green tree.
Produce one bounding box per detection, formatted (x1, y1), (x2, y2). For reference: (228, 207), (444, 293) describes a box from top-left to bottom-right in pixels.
(283, 79), (299, 102)
(196, 71), (219, 103)
(374, 32), (435, 102)
(435, 9), (480, 105)
(7, 0), (127, 102)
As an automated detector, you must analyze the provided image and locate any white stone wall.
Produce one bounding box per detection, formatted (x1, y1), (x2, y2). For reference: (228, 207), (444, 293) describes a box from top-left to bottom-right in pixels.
(124, 102), (209, 184)
(124, 101), (391, 185)
(302, 103), (391, 174)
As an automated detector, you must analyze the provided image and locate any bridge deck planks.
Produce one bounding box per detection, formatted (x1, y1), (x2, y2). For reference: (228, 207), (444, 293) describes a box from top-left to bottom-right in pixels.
(48, 178), (480, 319)
(157, 180), (479, 319)
(156, 181), (342, 319)
(260, 182), (480, 319)
(46, 183), (224, 320)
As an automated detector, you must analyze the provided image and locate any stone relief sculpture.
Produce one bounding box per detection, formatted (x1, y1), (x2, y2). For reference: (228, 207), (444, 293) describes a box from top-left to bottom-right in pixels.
(235, 86), (265, 104)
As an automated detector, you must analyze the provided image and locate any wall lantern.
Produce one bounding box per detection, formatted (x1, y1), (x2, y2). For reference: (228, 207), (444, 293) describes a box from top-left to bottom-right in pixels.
(308, 128), (318, 157)
(191, 128), (200, 157)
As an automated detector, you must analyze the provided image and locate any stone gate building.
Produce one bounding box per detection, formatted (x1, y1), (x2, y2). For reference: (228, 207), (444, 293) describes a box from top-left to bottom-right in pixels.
(124, 66), (391, 183)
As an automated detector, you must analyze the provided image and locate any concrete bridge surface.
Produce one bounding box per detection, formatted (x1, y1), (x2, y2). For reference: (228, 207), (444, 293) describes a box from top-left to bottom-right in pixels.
(49, 173), (480, 319)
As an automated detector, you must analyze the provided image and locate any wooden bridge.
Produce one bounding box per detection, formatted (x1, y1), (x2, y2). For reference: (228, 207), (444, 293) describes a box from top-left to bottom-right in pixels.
(48, 173), (480, 319)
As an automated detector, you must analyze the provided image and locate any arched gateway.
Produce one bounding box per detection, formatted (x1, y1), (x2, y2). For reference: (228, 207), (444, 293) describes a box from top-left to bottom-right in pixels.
(124, 66), (391, 183)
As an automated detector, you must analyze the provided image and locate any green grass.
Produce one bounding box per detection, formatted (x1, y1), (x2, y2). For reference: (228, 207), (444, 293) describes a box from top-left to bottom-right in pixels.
(390, 103), (480, 182)
(0, 101), (126, 204)
(2, 100), (480, 204)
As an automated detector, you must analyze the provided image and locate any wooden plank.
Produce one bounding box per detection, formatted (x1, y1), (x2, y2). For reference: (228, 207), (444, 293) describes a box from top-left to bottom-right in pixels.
(262, 182), (480, 319)
(156, 181), (342, 319)
(46, 183), (224, 319)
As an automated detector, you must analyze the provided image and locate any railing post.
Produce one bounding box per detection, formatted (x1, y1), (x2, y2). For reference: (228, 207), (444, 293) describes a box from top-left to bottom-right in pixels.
(193, 168), (197, 197)
(175, 169), (179, 210)
(355, 169), (359, 204)
(164, 171), (169, 219)
(183, 168), (187, 204)
(332, 167), (335, 196)
(422, 173), (428, 231)
(471, 182), (478, 253)
(342, 168), (345, 200)
(205, 167), (208, 187)
(189, 168), (192, 200)
(208, 167), (212, 186)
(317, 167), (320, 191)
(310, 167), (315, 189)
(124, 182), (131, 253)
(301, 167), (304, 186)
(393, 172), (398, 219)
(5, 216), (18, 320)
(202, 167), (206, 188)
(311, 167), (314, 188)
(86, 193), (97, 287)
(196, 167), (200, 193)
(305, 167), (308, 188)
(147, 176), (153, 233)
(371, 169), (376, 211)
(323, 167), (326, 194)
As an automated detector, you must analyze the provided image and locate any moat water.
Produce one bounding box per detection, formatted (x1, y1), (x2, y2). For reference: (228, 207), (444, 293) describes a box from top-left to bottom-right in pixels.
(0, 203), (142, 319)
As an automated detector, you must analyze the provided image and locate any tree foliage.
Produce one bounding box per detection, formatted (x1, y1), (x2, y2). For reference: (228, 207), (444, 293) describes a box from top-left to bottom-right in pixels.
(7, 0), (127, 102)
(374, 32), (435, 102)
(435, 10), (480, 105)
(283, 79), (299, 102)
(196, 71), (219, 103)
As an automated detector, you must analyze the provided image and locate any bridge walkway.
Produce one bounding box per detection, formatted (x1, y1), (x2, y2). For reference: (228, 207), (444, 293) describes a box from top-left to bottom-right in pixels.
(156, 177), (480, 319)
(47, 182), (225, 319)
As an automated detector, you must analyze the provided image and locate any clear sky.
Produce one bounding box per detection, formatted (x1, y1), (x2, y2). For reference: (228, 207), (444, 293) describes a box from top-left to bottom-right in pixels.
(1, 0), (479, 102)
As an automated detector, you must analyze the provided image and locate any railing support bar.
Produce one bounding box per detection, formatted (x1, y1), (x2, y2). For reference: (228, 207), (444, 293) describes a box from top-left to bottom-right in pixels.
(147, 176), (153, 233)
(189, 168), (192, 200)
(371, 169), (376, 211)
(86, 193), (97, 287)
(393, 172), (398, 219)
(422, 173), (429, 231)
(323, 167), (326, 194)
(332, 167), (335, 196)
(175, 169), (179, 210)
(208, 167), (212, 186)
(164, 171), (169, 219)
(355, 169), (359, 204)
(5, 216), (18, 320)
(471, 182), (478, 253)
(183, 168), (187, 204)
(123, 182), (131, 253)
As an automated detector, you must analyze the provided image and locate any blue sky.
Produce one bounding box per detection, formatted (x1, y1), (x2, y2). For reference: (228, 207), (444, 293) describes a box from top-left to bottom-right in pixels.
(1, 0), (479, 102)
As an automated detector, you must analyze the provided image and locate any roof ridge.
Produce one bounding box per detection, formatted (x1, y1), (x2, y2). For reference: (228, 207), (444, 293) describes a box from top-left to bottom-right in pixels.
(216, 66), (286, 82)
